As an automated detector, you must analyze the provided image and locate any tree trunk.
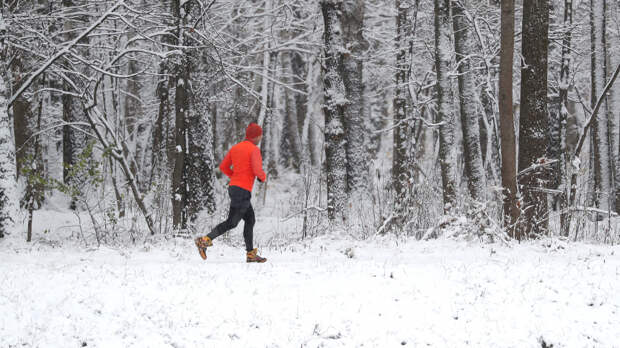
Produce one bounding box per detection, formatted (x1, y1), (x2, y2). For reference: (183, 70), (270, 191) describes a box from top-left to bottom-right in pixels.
(519, 0), (551, 238)
(279, 52), (303, 172)
(260, 51), (279, 180)
(61, 0), (88, 201)
(558, 0), (573, 236)
(590, 0), (613, 212)
(0, 19), (16, 238)
(452, 0), (485, 202)
(321, 0), (348, 223)
(186, 78), (216, 219)
(498, 0), (520, 237)
(393, 0), (415, 228)
(171, 0), (189, 230)
(342, 0), (368, 194)
(434, 0), (457, 213)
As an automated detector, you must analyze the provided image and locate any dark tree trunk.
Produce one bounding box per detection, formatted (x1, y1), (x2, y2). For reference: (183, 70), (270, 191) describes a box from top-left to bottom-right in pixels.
(589, 0), (613, 212)
(393, 0), (415, 228)
(452, 0), (485, 201)
(498, 0), (520, 237)
(518, 0), (551, 238)
(558, 0), (573, 236)
(321, 0), (348, 223)
(434, 0), (457, 212)
(342, 0), (368, 194)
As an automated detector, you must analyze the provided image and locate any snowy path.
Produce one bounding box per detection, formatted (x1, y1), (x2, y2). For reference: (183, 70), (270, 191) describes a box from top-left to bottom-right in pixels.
(1, 239), (619, 347)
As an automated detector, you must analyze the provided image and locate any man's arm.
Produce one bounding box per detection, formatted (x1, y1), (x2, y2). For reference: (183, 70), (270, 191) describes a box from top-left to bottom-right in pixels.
(219, 151), (234, 178)
(250, 147), (267, 182)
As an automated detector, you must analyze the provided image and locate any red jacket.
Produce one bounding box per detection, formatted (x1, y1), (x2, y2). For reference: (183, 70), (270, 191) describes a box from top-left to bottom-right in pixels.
(220, 140), (266, 192)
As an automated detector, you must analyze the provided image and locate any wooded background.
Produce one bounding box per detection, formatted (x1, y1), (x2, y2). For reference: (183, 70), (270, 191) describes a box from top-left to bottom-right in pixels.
(0, 0), (618, 244)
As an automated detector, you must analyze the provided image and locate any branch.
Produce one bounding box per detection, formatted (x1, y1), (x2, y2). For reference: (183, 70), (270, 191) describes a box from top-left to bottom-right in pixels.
(573, 63), (620, 159)
(7, 0), (125, 106)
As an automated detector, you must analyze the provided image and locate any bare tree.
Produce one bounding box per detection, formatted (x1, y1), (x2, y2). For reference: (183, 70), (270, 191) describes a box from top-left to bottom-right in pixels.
(321, 0), (348, 223)
(452, 0), (485, 202)
(393, 0), (418, 229)
(557, 0), (573, 236)
(0, 13), (16, 238)
(589, 0), (614, 212)
(498, 0), (519, 237)
(342, 0), (368, 194)
(518, 0), (551, 238)
(434, 0), (457, 213)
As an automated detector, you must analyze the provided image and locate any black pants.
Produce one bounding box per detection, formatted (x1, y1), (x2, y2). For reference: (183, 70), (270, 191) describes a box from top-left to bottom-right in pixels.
(207, 186), (255, 251)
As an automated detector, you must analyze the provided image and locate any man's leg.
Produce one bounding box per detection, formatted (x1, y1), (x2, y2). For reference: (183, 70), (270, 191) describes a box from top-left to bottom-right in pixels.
(208, 205), (247, 240)
(242, 204), (255, 252)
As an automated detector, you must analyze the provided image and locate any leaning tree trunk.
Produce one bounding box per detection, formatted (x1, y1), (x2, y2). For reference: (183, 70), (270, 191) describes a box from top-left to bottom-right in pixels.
(558, 0), (573, 236)
(434, 0), (457, 213)
(498, 0), (520, 237)
(519, 0), (551, 238)
(321, 0), (348, 223)
(590, 0), (613, 212)
(452, 0), (485, 202)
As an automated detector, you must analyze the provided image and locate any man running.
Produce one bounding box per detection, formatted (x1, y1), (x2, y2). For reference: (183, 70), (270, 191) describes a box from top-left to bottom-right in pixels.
(195, 123), (267, 263)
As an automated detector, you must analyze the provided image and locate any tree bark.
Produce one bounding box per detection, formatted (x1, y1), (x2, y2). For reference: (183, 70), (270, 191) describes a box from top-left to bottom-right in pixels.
(558, 0), (573, 236)
(0, 15), (16, 238)
(171, 0), (189, 230)
(498, 0), (519, 237)
(590, 0), (613, 211)
(342, 0), (368, 194)
(452, 0), (485, 202)
(393, 0), (415, 228)
(279, 52), (303, 172)
(321, 0), (348, 223)
(434, 0), (457, 213)
(519, 0), (551, 238)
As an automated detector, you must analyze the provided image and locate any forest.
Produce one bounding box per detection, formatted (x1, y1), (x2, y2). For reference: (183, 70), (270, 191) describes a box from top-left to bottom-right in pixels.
(0, 0), (619, 243)
(1, 1), (620, 347)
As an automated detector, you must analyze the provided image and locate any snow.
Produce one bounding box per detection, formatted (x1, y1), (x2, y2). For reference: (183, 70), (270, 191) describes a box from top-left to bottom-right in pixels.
(1, 235), (619, 347)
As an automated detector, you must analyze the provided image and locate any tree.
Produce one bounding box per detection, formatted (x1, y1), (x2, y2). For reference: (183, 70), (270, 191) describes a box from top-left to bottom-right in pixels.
(452, 0), (485, 202)
(61, 0), (89, 210)
(556, 0), (573, 236)
(342, 0), (368, 194)
(518, 0), (551, 238)
(434, 0), (457, 213)
(589, 0), (614, 212)
(0, 13), (16, 238)
(498, 0), (519, 237)
(321, 0), (348, 223)
(393, 0), (416, 229)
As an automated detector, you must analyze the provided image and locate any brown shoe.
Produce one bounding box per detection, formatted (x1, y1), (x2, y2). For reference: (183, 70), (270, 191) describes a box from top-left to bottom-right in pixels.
(246, 248), (267, 263)
(194, 236), (213, 260)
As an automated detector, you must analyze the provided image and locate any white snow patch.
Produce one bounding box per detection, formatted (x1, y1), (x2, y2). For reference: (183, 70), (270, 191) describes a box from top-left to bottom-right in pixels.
(1, 238), (618, 347)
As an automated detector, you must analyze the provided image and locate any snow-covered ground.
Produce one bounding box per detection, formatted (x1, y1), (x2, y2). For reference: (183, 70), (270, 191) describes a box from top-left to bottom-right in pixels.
(2, 234), (619, 347)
